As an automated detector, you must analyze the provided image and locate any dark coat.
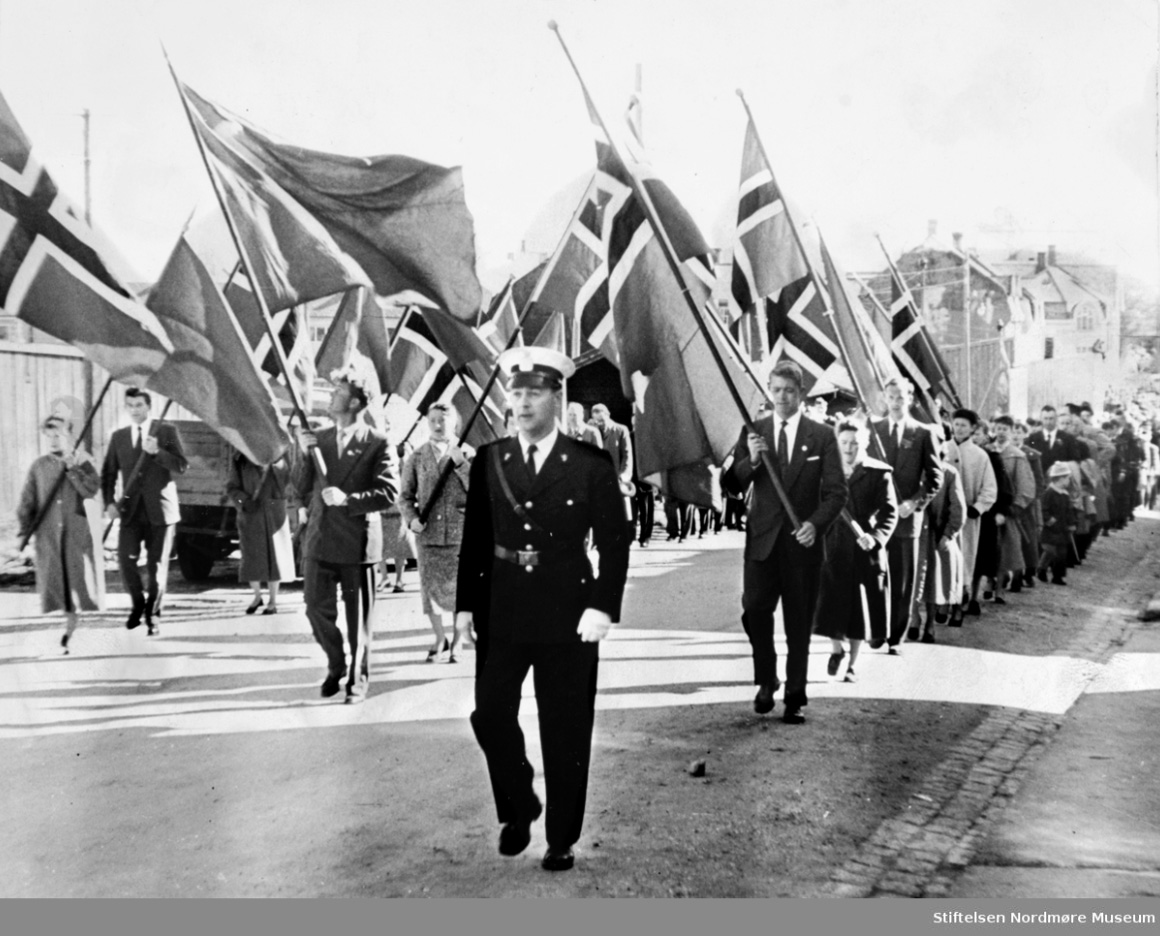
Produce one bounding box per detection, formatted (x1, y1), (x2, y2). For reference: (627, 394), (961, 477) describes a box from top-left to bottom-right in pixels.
(101, 422), (187, 525)
(1040, 487), (1074, 548)
(814, 458), (898, 641)
(18, 453), (102, 613)
(456, 434), (630, 644)
(721, 413), (847, 563)
(295, 424), (398, 566)
(869, 416), (942, 538)
(227, 455), (295, 583)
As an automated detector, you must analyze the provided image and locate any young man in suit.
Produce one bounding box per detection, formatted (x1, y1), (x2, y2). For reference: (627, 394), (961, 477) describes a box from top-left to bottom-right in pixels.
(868, 377), (942, 651)
(1026, 405), (1081, 474)
(721, 360), (847, 724)
(296, 371), (398, 704)
(101, 387), (187, 634)
(456, 347), (630, 873)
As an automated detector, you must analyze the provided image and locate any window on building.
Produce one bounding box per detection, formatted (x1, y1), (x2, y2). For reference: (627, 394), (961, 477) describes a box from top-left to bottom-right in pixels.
(1044, 337), (1054, 360)
(1075, 304), (1095, 331)
(1043, 301), (1069, 320)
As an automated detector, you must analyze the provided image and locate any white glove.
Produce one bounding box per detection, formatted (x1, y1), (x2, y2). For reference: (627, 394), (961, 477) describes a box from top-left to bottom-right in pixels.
(455, 611), (476, 644)
(577, 608), (613, 642)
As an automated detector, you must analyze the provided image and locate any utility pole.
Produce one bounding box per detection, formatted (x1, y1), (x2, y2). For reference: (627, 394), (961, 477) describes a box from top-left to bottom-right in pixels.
(963, 245), (972, 408)
(80, 108), (95, 449)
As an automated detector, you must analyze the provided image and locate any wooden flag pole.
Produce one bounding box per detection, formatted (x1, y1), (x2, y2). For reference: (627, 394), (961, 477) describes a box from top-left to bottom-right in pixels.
(20, 375), (115, 550)
(163, 49), (326, 481)
(549, 24), (802, 532)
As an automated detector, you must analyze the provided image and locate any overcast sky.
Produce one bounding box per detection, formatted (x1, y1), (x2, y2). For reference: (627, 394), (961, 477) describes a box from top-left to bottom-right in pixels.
(2, 0), (1156, 291)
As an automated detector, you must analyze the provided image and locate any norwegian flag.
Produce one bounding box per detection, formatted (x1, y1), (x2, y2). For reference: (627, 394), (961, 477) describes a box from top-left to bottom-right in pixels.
(389, 307), (507, 448)
(224, 275), (314, 415)
(883, 247), (962, 413)
(476, 276), (522, 354)
(0, 90), (173, 381)
(730, 116), (852, 394)
(526, 173), (628, 363)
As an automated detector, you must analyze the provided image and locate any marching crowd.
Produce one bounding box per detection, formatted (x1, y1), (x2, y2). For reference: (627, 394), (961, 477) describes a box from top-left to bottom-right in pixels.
(11, 352), (1160, 872)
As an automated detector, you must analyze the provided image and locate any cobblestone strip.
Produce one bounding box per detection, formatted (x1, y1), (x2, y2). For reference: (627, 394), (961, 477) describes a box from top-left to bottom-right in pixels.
(825, 533), (1153, 899)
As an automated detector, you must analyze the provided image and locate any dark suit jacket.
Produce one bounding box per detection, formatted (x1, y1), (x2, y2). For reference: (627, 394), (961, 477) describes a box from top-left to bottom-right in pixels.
(721, 414), (847, 563)
(296, 424), (397, 566)
(101, 422), (187, 526)
(1026, 429), (1081, 474)
(869, 417), (943, 538)
(456, 434), (630, 644)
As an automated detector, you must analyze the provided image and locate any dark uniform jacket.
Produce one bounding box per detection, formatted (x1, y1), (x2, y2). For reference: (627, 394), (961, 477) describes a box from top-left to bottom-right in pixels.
(296, 424), (397, 566)
(721, 413), (847, 562)
(456, 434), (630, 644)
(101, 422), (187, 526)
(869, 416), (943, 538)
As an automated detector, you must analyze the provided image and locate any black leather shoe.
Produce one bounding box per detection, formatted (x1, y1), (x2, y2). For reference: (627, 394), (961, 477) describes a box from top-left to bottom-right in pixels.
(906, 626), (919, 641)
(1036, 568), (1048, 583)
(868, 638), (884, 650)
(887, 645), (901, 656)
(966, 600), (982, 616)
(992, 595), (1007, 605)
(754, 683), (776, 715)
(320, 675), (343, 698)
(948, 609), (963, 628)
(146, 623), (158, 637)
(499, 799), (543, 857)
(826, 651), (845, 676)
(125, 610), (142, 630)
(921, 631), (936, 644)
(541, 846), (574, 871)
(781, 706), (805, 725)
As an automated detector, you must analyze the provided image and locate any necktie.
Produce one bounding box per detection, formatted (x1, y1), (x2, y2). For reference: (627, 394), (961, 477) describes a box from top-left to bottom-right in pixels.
(777, 423), (788, 473)
(525, 443), (538, 478)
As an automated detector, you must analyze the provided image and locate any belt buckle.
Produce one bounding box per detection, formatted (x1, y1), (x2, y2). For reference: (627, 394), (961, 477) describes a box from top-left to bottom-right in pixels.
(517, 549), (539, 566)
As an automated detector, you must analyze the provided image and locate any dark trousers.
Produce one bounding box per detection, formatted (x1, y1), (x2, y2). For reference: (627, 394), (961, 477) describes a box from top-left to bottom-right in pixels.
(724, 496), (745, 530)
(883, 536), (919, 645)
(117, 512), (174, 618)
(303, 559), (376, 690)
(741, 534), (819, 709)
(471, 639), (599, 850)
(635, 488), (654, 543)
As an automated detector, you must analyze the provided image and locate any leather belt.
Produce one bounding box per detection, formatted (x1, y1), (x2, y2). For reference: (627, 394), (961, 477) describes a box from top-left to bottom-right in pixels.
(494, 545), (585, 567)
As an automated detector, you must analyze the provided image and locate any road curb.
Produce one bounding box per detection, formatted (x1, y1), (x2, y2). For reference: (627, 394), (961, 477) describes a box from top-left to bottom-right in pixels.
(824, 528), (1151, 899)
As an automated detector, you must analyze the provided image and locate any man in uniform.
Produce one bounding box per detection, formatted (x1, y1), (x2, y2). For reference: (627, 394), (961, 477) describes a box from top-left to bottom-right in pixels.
(296, 370), (397, 704)
(101, 387), (187, 634)
(721, 360), (847, 724)
(456, 347), (630, 872)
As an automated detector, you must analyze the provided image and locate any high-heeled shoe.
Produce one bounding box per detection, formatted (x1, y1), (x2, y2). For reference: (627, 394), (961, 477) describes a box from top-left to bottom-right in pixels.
(246, 597), (264, 615)
(61, 632), (70, 655)
(425, 638), (450, 662)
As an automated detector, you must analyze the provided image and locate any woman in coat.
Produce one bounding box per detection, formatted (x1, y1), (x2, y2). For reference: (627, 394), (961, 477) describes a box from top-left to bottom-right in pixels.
(399, 403), (474, 663)
(813, 422), (898, 683)
(919, 438), (966, 633)
(226, 451), (295, 614)
(17, 415), (102, 652)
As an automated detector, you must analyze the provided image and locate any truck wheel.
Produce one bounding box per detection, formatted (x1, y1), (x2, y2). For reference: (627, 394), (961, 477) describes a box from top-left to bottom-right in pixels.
(177, 538), (216, 581)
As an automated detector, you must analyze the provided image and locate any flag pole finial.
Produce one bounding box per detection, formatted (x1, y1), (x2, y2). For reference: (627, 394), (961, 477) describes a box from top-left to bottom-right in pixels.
(547, 20), (558, 31)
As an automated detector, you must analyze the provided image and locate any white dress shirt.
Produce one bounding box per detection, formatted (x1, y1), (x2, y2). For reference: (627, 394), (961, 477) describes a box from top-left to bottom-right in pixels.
(772, 410), (802, 460)
(519, 427), (558, 474)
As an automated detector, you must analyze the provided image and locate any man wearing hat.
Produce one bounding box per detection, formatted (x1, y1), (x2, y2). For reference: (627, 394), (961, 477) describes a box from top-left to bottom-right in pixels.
(456, 346), (630, 872)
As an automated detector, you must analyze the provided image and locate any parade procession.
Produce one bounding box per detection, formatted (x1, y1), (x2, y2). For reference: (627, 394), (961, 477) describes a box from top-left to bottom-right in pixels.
(2, 1), (1160, 908)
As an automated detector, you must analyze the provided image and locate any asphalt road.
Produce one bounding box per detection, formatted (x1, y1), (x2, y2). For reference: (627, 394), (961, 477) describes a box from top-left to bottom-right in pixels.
(1, 518), (1157, 898)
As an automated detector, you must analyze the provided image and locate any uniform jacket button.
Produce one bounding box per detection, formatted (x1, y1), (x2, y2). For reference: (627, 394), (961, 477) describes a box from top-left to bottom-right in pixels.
(525, 501), (533, 509)
(524, 523), (532, 530)
(525, 565), (534, 573)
